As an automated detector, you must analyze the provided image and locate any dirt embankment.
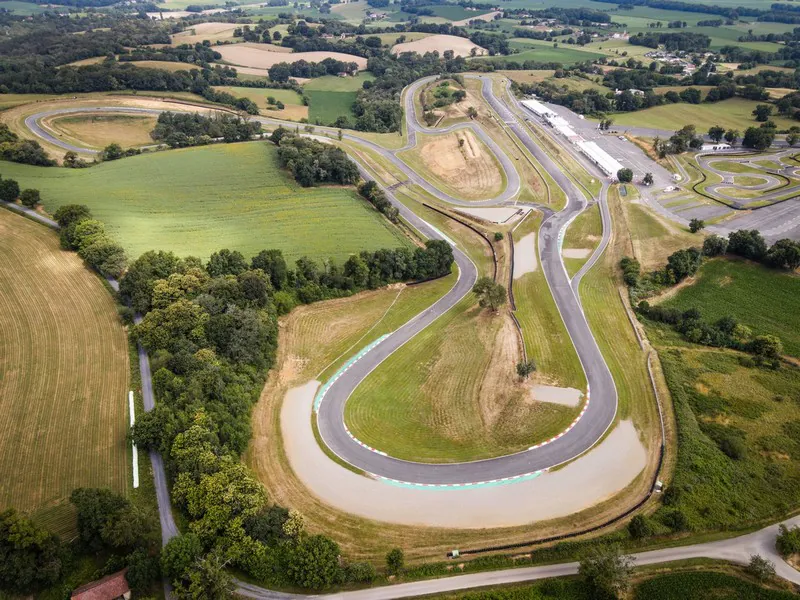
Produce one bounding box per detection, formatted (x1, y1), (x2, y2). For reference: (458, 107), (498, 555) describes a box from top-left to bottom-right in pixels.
(216, 43), (368, 70)
(392, 34), (486, 58)
(418, 130), (503, 200)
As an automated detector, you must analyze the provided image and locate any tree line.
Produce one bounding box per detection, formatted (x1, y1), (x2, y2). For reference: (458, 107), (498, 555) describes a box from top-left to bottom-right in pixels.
(0, 124), (55, 167)
(118, 239), (451, 591)
(151, 112), (262, 148)
(271, 128), (360, 186)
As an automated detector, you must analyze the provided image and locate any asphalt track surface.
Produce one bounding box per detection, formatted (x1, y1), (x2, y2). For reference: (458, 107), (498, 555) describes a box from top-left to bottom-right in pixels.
(24, 76), (619, 486)
(9, 78), (800, 594)
(698, 151), (800, 207)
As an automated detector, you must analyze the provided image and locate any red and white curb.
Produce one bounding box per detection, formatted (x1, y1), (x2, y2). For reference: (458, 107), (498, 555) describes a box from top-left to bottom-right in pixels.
(373, 469), (546, 489)
(528, 385), (590, 451)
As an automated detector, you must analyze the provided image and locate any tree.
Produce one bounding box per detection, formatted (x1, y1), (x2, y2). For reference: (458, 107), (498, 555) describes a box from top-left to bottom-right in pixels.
(467, 106), (478, 119)
(0, 509), (66, 595)
(101, 143), (124, 161)
(273, 30), (282, 41)
(742, 126), (774, 151)
(287, 535), (342, 590)
(776, 524), (800, 558)
(748, 335), (783, 359)
(19, 188), (40, 208)
(282, 509), (305, 539)
(752, 104), (773, 122)
(161, 534), (204, 582)
(642, 172), (654, 186)
(728, 229), (767, 260)
(689, 218), (705, 233)
(386, 547), (404, 575)
(747, 555), (775, 582)
(0, 177), (20, 202)
(174, 550), (233, 600)
(617, 168), (633, 183)
(708, 125), (725, 143)
(101, 503), (156, 549)
(724, 129), (740, 145)
(788, 132), (800, 147)
(765, 239), (800, 271)
(516, 360), (537, 379)
(472, 276), (507, 312)
(578, 546), (634, 599)
(702, 234), (728, 257)
(627, 515), (652, 540)
(207, 249), (248, 277)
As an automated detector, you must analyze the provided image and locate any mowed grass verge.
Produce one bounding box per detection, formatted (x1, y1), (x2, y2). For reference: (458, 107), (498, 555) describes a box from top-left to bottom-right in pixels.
(659, 258), (800, 357)
(0, 210), (130, 536)
(0, 142), (410, 263)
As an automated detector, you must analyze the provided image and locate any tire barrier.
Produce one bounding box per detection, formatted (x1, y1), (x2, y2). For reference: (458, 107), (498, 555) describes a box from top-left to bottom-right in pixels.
(422, 202), (498, 282)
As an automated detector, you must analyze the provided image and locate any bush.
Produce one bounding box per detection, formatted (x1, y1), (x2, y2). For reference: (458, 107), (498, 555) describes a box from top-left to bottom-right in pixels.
(662, 508), (689, 532)
(776, 524), (800, 558)
(346, 561), (376, 584)
(19, 188), (40, 208)
(628, 515), (653, 540)
(386, 547), (404, 575)
(746, 554), (775, 582)
(0, 177), (20, 202)
(702, 235), (728, 257)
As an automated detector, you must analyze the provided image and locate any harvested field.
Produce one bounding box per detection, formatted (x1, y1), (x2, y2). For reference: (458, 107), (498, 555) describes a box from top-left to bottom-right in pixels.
(0, 209), (129, 536)
(400, 130), (505, 202)
(43, 113), (157, 150)
(171, 22), (240, 45)
(392, 34), (487, 58)
(216, 43), (367, 70)
(452, 10), (500, 26)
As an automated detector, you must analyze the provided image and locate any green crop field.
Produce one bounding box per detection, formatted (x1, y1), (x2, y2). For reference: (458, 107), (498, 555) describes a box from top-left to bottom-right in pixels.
(304, 72), (374, 93)
(489, 41), (606, 66)
(0, 143), (410, 263)
(660, 258), (800, 357)
(0, 209), (130, 537)
(0, 0), (50, 14)
(607, 97), (797, 132)
(307, 90), (358, 125)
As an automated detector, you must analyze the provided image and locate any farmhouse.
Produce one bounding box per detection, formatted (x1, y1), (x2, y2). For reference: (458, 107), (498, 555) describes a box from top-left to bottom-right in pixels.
(71, 570), (131, 600)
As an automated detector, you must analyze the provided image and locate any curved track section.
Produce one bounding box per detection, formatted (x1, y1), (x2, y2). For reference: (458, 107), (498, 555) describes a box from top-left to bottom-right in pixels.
(23, 75), (617, 485)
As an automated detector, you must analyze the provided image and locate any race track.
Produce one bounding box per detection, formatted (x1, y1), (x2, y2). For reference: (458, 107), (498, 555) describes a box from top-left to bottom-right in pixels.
(22, 75), (620, 485)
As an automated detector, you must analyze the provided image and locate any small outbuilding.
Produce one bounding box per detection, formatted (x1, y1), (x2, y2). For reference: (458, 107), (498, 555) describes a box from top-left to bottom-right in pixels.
(71, 570), (131, 600)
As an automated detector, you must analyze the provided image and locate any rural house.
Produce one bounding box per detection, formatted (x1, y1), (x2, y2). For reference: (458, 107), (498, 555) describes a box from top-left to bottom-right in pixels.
(71, 570), (131, 600)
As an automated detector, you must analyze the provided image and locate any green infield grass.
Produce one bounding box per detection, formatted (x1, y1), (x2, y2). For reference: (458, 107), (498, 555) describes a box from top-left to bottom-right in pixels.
(0, 142), (409, 263)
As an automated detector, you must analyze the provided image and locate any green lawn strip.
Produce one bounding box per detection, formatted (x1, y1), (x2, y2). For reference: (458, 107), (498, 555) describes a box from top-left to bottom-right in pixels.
(580, 188), (656, 427)
(0, 143), (410, 263)
(344, 291), (579, 463)
(307, 89), (357, 125)
(733, 175), (770, 186)
(626, 203), (672, 239)
(645, 329), (800, 530)
(396, 131), (508, 203)
(715, 186), (762, 199)
(660, 258), (800, 357)
(707, 159), (763, 175)
(563, 202), (602, 250)
(512, 212), (586, 389)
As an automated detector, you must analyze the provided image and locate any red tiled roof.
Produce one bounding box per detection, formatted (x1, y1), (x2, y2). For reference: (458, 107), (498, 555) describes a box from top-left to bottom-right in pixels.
(71, 569), (130, 600)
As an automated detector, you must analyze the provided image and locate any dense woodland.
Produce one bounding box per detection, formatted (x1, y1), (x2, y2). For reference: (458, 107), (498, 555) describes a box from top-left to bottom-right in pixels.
(151, 112), (262, 147)
(272, 128), (360, 186)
